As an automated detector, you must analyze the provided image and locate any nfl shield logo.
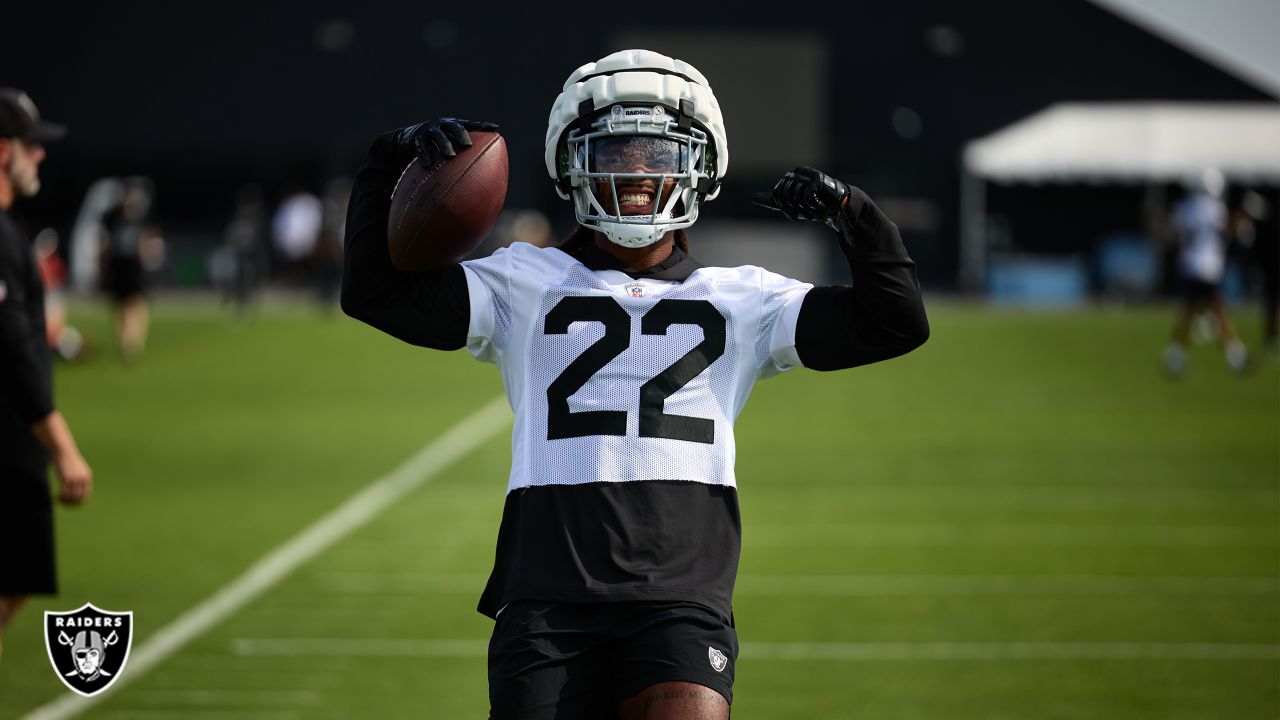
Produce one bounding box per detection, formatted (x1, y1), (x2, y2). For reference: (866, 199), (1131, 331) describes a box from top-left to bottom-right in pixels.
(625, 283), (646, 298)
(44, 603), (134, 697)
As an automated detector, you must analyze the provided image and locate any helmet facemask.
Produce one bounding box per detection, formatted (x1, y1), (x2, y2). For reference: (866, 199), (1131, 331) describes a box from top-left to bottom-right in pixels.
(562, 104), (713, 249)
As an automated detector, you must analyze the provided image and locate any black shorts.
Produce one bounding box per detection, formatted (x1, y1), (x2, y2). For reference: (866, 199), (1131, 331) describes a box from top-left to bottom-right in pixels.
(487, 600), (738, 720)
(0, 466), (56, 595)
(1182, 278), (1220, 304)
(105, 255), (145, 301)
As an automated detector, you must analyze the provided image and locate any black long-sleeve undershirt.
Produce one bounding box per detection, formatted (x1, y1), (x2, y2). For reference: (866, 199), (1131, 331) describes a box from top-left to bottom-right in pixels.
(341, 132), (470, 350)
(342, 135), (928, 368)
(793, 189), (930, 369)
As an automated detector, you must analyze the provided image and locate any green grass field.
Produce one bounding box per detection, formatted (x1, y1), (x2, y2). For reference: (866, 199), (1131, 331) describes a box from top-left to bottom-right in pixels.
(1, 299), (1276, 719)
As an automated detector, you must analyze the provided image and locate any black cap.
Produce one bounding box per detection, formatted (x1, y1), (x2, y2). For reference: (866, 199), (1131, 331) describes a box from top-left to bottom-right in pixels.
(0, 88), (67, 142)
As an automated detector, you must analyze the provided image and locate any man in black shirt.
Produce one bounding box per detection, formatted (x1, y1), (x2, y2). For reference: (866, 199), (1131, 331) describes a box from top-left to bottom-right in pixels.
(0, 88), (93, 663)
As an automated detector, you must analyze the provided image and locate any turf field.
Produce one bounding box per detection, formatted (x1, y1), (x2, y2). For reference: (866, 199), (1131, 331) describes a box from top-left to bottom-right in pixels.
(1, 298), (1276, 719)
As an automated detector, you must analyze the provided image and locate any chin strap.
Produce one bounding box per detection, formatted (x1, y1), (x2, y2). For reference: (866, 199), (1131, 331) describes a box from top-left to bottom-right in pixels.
(676, 99), (720, 198)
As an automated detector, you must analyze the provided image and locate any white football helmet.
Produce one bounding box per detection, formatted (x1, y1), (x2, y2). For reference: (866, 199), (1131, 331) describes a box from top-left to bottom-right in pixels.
(545, 49), (729, 248)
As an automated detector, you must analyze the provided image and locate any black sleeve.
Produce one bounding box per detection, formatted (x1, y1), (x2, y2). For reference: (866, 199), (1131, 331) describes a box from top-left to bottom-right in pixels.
(340, 131), (470, 350)
(794, 188), (930, 370)
(0, 233), (54, 422)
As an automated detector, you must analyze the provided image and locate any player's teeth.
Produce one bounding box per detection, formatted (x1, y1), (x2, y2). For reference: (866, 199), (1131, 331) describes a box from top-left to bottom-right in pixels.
(621, 193), (651, 206)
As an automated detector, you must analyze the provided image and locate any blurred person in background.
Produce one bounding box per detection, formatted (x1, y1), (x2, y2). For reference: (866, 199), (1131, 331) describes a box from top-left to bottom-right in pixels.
(1162, 169), (1248, 377)
(343, 50), (928, 718)
(501, 209), (556, 249)
(100, 177), (162, 361)
(313, 177), (350, 307)
(0, 88), (93, 663)
(1233, 190), (1278, 361)
(34, 229), (88, 360)
(212, 183), (268, 315)
(1258, 230), (1279, 363)
(272, 184), (322, 288)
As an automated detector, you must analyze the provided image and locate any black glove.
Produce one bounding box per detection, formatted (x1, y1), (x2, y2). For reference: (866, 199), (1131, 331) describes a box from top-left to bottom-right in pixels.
(753, 166), (851, 228)
(393, 117), (500, 167)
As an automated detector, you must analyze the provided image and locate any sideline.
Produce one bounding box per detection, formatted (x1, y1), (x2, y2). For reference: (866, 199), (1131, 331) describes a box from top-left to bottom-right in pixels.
(21, 396), (511, 720)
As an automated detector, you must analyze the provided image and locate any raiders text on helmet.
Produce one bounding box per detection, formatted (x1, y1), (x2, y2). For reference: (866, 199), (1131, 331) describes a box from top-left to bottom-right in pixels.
(545, 49), (729, 248)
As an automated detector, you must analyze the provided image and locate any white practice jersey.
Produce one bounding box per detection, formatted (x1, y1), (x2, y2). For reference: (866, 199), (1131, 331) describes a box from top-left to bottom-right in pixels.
(462, 242), (811, 493)
(1174, 192), (1228, 283)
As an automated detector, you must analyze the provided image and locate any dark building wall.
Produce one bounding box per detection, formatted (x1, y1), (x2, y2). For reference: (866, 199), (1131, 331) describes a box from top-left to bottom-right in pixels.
(5, 1), (1272, 284)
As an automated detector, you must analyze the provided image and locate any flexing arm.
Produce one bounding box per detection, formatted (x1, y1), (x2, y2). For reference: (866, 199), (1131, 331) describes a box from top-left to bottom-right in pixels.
(340, 119), (496, 349)
(757, 167), (929, 370)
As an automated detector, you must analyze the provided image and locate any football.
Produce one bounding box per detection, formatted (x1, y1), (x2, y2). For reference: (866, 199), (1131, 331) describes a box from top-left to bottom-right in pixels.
(387, 131), (508, 270)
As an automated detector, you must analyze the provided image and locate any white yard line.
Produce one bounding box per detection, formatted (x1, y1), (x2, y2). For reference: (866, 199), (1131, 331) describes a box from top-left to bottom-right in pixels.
(229, 637), (1280, 662)
(744, 523), (1277, 547)
(304, 572), (1279, 597)
(751, 484), (1277, 510)
(745, 641), (1280, 661)
(231, 638), (486, 658)
(127, 690), (323, 706)
(94, 707), (299, 712)
(732, 574), (1280, 596)
(20, 396), (511, 720)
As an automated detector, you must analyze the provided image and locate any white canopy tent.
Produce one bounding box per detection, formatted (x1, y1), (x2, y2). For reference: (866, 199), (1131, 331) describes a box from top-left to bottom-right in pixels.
(959, 102), (1280, 289)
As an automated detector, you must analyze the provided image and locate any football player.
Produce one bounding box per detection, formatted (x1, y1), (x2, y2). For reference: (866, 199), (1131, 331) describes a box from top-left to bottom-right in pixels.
(343, 49), (929, 719)
(1162, 169), (1248, 377)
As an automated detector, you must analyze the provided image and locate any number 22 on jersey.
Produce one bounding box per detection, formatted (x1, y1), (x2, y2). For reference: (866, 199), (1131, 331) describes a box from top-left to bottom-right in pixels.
(543, 296), (726, 444)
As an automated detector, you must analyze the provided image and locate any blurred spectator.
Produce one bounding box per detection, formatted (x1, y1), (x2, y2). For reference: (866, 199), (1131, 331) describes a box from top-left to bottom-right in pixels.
(313, 177), (350, 307)
(482, 209), (555, 260)
(508, 209), (555, 248)
(1232, 190), (1277, 362)
(100, 177), (163, 361)
(34, 229), (87, 360)
(69, 178), (125, 294)
(210, 183), (268, 314)
(272, 185), (322, 287)
(1161, 169), (1248, 377)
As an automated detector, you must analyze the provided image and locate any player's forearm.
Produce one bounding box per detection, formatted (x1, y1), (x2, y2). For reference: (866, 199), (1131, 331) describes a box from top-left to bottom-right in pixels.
(342, 132), (406, 316)
(838, 192), (929, 353)
(30, 410), (83, 462)
(794, 192), (929, 370)
(341, 133), (470, 349)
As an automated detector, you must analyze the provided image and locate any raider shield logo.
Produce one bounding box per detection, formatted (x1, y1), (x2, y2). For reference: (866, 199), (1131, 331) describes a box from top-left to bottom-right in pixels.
(44, 603), (133, 697)
(708, 645), (728, 672)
